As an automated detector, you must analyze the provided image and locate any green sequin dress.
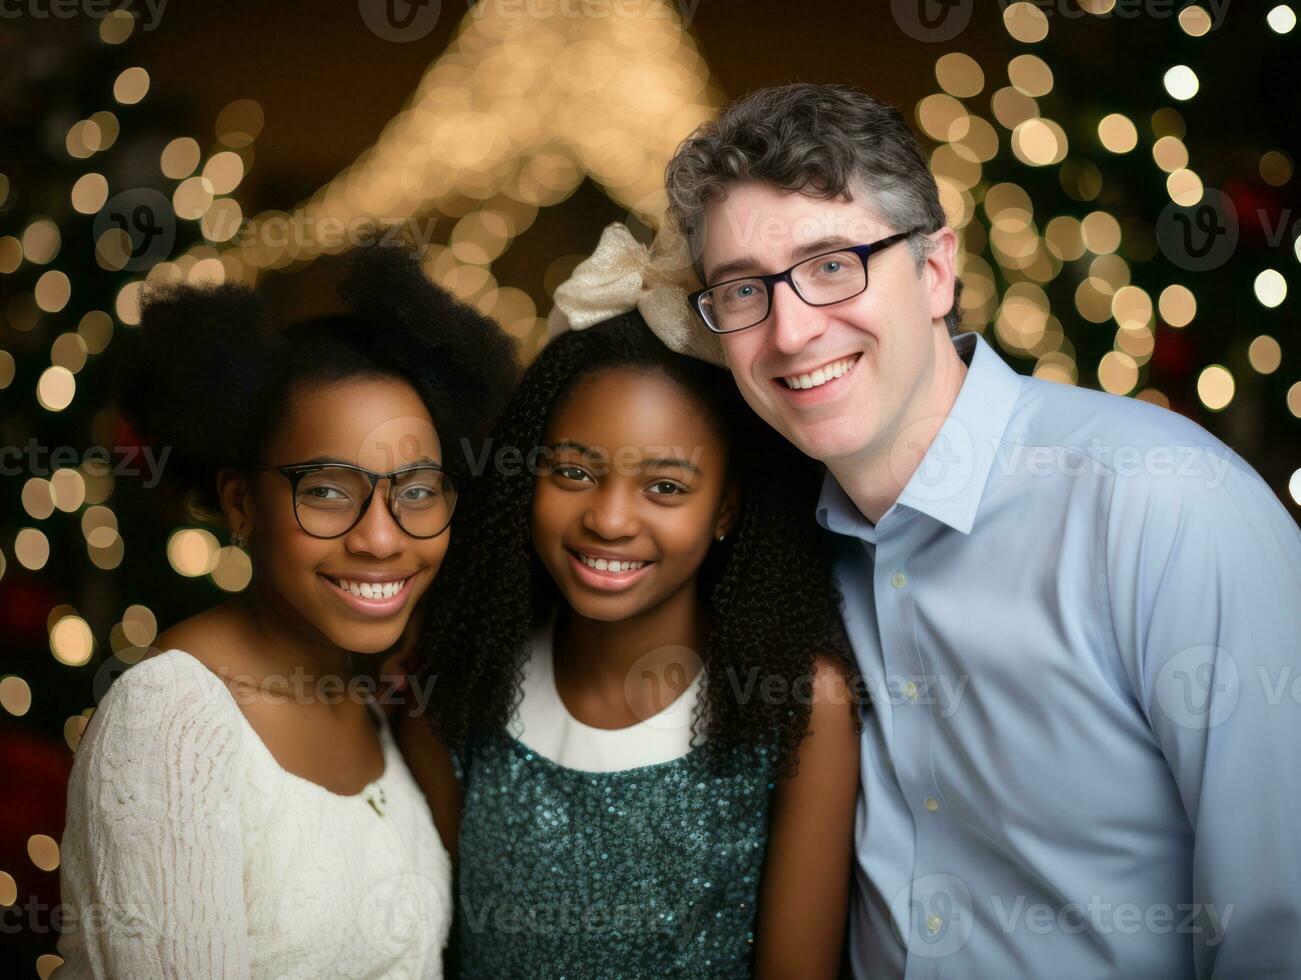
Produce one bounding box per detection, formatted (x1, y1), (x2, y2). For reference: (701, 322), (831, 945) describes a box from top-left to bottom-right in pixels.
(455, 632), (778, 979)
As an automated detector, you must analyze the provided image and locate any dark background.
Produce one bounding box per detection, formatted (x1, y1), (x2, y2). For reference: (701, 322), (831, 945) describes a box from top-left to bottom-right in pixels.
(2, 0), (1297, 971)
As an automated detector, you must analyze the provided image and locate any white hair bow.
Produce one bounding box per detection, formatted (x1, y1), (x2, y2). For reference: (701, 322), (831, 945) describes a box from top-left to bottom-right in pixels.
(546, 221), (726, 367)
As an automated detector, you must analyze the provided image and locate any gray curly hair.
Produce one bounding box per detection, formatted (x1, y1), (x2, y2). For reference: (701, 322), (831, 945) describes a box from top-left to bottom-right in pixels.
(664, 83), (962, 334)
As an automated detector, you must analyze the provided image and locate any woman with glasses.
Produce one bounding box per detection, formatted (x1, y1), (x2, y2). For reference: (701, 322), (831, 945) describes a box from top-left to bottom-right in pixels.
(53, 242), (517, 978)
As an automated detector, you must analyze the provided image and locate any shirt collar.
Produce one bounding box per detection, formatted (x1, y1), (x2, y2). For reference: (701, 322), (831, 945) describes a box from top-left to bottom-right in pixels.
(816, 331), (1022, 538)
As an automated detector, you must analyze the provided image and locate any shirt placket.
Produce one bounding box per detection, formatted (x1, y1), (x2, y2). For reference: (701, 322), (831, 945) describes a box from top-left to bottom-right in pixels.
(874, 516), (960, 978)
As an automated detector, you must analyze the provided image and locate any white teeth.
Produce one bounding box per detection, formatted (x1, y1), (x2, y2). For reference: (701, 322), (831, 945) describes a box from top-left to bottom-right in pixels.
(578, 554), (646, 573)
(331, 577), (408, 601)
(782, 355), (859, 390)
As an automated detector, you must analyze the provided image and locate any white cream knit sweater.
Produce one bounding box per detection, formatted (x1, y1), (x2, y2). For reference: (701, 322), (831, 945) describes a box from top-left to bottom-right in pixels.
(54, 649), (450, 979)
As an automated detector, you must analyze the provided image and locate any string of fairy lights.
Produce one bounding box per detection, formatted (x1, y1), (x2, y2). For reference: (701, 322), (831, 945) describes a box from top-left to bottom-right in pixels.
(0, 3), (1297, 973)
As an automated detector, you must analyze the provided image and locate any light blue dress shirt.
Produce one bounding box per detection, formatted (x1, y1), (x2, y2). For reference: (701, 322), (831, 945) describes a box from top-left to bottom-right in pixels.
(818, 332), (1301, 979)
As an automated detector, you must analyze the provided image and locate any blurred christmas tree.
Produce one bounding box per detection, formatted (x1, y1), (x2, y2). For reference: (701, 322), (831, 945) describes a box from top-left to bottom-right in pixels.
(0, 9), (259, 969)
(907, 0), (1298, 508)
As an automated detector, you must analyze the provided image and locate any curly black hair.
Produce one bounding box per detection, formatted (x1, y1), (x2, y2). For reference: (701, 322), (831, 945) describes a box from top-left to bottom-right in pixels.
(415, 311), (858, 777)
(116, 240), (520, 517)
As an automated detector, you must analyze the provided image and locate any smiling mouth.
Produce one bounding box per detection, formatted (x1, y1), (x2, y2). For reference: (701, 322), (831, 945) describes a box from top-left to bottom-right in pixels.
(572, 551), (651, 573)
(324, 576), (414, 601)
(779, 353), (861, 391)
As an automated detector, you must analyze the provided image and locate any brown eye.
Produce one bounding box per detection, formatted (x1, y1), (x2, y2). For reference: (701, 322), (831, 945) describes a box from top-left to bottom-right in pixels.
(648, 480), (686, 496)
(554, 465), (591, 483)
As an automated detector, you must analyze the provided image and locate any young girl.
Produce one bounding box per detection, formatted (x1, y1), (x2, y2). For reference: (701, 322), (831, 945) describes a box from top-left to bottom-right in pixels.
(401, 305), (862, 978)
(54, 243), (516, 978)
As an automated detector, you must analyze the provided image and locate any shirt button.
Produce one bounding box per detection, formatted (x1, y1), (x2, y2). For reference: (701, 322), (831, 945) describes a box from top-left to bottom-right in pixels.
(924, 797), (940, 812)
(902, 681), (919, 702)
(890, 571), (907, 589)
(926, 914), (943, 934)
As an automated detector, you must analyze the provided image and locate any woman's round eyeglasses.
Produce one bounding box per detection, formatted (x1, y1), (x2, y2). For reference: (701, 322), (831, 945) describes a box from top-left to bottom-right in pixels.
(259, 461), (457, 540)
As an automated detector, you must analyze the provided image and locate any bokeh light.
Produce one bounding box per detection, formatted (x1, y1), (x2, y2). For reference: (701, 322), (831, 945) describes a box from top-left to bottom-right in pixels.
(1254, 268), (1288, 307)
(1197, 365), (1236, 411)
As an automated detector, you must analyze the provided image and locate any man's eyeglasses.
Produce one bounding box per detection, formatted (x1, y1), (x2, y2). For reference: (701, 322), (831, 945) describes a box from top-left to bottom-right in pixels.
(689, 230), (920, 335)
(259, 462), (457, 540)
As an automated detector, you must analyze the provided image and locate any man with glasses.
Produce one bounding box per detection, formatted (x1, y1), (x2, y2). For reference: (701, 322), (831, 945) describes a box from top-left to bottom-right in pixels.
(665, 83), (1300, 978)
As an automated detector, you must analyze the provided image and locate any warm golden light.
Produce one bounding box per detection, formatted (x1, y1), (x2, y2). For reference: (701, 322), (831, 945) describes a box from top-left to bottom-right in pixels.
(1003, 2), (1050, 42)
(1007, 54), (1053, 97)
(1248, 335), (1283, 374)
(27, 835), (60, 872)
(1159, 284), (1197, 327)
(115, 281), (143, 325)
(1098, 351), (1140, 395)
(1098, 113), (1138, 153)
(71, 173), (110, 215)
(22, 479), (55, 520)
(935, 53), (984, 98)
(50, 615), (94, 666)
(21, 220), (60, 265)
(37, 367), (76, 412)
(0, 235), (20, 273)
(916, 94), (970, 143)
(1081, 211), (1122, 254)
(1178, 5), (1213, 35)
(203, 151), (245, 195)
(1166, 168), (1203, 206)
(1197, 365), (1235, 411)
(1011, 118), (1067, 166)
(35, 270), (71, 313)
(1151, 136), (1189, 173)
(52, 333), (89, 374)
(122, 605), (159, 648)
(51, 468), (86, 512)
(113, 67), (150, 105)
(161, 137), (202, 179)
(167, 528), (221, 577)
(1111, 285), (1153, 329)
(173, 176), (215, 220)
(0, 676), (32, 717)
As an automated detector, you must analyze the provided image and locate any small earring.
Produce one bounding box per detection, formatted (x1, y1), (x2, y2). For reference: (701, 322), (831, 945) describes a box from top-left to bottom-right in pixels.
(232, 529), (247, 549)
(716, 533), (726, 542)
